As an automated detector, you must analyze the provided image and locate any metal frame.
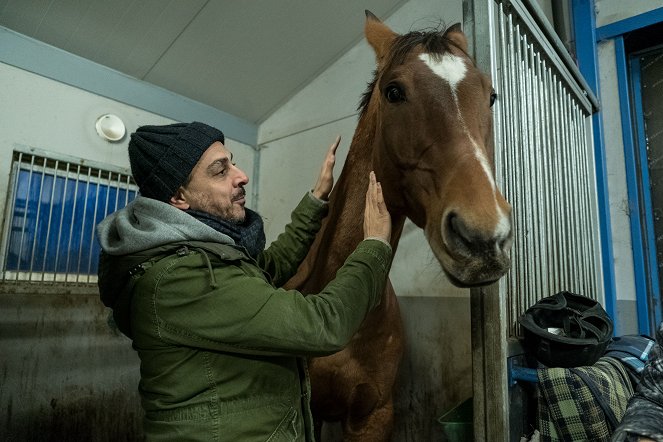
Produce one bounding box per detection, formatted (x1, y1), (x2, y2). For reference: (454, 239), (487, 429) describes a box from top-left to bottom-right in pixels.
(571, 0), (619, 331)
(465, 0), (603, 438)
(593, 6), (663, 336)
(0, 144), (137, 289)
(615, 43), (662, 336)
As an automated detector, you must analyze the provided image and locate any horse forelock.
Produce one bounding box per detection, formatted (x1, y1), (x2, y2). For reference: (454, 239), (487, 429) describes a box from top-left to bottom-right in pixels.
(358, 25), (470, 117)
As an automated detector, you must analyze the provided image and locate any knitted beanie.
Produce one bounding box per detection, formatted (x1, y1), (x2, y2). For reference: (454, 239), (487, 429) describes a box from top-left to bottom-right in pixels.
(128, 122), (225, 202)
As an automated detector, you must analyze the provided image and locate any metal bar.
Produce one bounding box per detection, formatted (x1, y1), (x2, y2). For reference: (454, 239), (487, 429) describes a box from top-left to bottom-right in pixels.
(86, 169), (103, 279)
(502, 0), (594, 114)
(0, 154), (23, 282)
(28, 157), (47, 279)
(64, 164), (82, 284)
(53, 162), (70, 284)
(15, 155), (36, 282)
(75, 168), (92, 282)
(40, 160), (59, 282)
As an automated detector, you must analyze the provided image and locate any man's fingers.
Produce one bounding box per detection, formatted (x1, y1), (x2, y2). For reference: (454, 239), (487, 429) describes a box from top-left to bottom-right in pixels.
(330, 135), (341, 154)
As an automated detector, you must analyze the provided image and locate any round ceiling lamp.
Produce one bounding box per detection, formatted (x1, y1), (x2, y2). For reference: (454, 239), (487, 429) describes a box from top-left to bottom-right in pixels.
(95, 114), (126, 142)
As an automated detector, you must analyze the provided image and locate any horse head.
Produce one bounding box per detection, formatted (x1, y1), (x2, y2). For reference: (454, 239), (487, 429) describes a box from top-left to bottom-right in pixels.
(362, 11), (512, 287)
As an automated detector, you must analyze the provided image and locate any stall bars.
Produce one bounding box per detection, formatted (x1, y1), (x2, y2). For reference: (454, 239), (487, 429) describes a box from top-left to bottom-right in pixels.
(465, 0), (602, 439)
(0, 146), (137, 287)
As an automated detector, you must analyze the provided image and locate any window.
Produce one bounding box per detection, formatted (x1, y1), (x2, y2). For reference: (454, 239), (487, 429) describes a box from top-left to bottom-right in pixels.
(0, 149), (137, 285)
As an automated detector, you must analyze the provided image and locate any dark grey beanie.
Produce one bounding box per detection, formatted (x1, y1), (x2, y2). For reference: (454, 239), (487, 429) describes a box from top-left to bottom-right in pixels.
(128, 122), (225, 202)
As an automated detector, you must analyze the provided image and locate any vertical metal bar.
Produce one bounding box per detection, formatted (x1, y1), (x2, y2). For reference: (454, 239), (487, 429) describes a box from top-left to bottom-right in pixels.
(533, 50), (548, 299)
(15, 154), (36, 282)
(124, 174), (131, 207)
(552, 76), (566, 289)
(28, 157), (48, 280)
(577, 105), (589, 294)
(86, 168), (103, 279)
(112, 171), (120, 214)
(64, 164), (82, 284)
(514, 21), (527, 314)
(75, 168), (92, 282)
(40, 160), (59, 282)
(54, 162), (71, 284)
(502, 5), (520, 335)
(1, 153), (24, 282)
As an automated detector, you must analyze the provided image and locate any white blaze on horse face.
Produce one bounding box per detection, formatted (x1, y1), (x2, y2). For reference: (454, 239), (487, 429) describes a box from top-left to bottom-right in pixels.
(420, 52), (511, 240)
(418, 53), (467, 96)
(419, 52), (495, 187)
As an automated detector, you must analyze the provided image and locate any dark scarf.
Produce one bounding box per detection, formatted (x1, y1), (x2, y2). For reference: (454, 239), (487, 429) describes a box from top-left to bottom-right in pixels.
(186, 208), (266, 259)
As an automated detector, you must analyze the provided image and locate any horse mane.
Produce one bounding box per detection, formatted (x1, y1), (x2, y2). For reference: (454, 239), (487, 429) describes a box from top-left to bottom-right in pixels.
(358, 25), (469, 117)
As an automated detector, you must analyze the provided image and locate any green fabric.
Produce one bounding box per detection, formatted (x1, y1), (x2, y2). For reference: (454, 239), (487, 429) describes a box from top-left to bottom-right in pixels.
(98, 194), (392, 441)
(537, 356), (634, 442)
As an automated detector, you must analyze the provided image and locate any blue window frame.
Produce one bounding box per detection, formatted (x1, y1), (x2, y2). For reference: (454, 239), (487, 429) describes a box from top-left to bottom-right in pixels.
(1, 150), (137, 285)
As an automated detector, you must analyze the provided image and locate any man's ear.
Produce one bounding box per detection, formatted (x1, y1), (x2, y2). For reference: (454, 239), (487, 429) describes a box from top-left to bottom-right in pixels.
(169, 188), (190, 210)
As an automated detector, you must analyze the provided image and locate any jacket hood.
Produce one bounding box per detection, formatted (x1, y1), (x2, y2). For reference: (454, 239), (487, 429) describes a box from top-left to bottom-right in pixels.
(96, 195), (235, 255)
(96, 196), (237, 338)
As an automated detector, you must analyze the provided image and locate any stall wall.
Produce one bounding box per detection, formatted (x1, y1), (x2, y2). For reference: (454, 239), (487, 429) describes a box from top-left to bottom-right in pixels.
(257, 0), (471, 439)
(595, 0), (661, 27)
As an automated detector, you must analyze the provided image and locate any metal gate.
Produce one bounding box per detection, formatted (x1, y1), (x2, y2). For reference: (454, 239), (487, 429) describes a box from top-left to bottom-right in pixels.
(465, 0), (602, 439)
(0, 146), (137, 289)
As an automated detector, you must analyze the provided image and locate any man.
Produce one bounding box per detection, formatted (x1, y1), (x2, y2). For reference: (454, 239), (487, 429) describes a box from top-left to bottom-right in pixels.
(96, 121), (393, 441)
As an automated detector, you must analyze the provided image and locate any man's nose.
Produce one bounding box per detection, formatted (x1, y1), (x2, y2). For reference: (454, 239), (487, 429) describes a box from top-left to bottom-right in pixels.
(234, 166), (249, 185)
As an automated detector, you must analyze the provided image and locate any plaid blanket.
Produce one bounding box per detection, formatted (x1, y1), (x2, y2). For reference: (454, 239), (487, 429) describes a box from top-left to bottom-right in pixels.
(612, 322), (663, 442)
(605, 334), (656, 386)
(537, 357), (634, 441)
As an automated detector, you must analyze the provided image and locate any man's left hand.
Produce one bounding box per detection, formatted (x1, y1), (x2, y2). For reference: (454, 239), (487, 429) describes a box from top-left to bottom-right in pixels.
(312, 135), (341, 201)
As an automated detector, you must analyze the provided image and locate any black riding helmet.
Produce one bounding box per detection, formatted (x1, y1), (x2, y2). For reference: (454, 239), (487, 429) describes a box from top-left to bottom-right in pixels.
(518, 291), (613, 368)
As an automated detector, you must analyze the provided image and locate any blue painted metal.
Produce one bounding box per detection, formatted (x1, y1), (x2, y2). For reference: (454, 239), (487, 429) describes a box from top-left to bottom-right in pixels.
(596, 7), (663, 41)
(628, 55), (663, 333)
(571, 0), (618, 334)
(0, 26), (258, 146)
(508, 359), (538, 386)
(614, 38), (652, 337)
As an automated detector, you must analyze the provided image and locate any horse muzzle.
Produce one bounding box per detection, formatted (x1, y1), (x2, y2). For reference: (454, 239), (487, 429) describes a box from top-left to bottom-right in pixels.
(436, 210), (513, 287)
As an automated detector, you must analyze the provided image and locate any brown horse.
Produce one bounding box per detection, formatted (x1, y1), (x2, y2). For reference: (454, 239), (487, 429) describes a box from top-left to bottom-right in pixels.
(286, 11), (512, 441)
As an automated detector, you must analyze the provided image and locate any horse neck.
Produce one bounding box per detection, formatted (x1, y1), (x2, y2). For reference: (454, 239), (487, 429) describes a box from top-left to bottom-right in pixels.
(289, 111), (406, 293)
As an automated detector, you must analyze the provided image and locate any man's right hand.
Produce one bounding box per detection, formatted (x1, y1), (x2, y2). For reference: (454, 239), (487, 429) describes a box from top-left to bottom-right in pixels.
(363, 171), (391, 244)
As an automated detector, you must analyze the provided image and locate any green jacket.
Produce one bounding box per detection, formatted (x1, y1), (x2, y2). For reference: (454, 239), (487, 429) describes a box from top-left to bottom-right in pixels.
(96, 193), (392, 441)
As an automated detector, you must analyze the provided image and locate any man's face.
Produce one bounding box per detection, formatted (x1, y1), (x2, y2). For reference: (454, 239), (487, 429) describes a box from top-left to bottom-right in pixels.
(171, 141), (249, 223)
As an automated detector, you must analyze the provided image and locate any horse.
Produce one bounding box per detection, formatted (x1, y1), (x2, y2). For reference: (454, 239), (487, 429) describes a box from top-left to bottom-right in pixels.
(285, 11), (513, 441)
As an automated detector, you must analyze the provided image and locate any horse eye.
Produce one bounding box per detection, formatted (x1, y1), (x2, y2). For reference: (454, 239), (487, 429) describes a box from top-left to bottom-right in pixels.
(385, 85), (405, 103)
(490, 92), (498, 107)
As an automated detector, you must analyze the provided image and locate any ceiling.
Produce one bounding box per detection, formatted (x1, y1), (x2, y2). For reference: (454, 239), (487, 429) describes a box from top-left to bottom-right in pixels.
(0, 0), (407, 125)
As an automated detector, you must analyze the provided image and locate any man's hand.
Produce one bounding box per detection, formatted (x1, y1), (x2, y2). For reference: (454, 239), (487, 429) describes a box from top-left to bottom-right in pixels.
(363, 171), (391, 243)
(312, 135), (341, 201)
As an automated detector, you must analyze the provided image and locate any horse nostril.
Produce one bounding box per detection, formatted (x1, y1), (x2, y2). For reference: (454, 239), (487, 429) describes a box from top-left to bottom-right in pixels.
(445, 212), (473, 251)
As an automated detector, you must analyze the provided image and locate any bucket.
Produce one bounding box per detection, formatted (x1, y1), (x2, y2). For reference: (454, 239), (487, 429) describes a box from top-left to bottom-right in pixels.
(437, 397), (473, 441)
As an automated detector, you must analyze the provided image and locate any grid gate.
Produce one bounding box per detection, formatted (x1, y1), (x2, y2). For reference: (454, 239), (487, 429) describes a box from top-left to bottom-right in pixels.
(0, 149), (137, 286)
(488, 1), (603, 337)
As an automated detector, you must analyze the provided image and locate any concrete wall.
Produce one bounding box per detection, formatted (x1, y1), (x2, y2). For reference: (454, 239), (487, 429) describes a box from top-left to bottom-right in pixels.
(596, 40), (639, 334)
(0, 61), (257, 228)
(594, 2), (662, 333)
(595, 0), (661, 26)
(258, 0), (469, 439)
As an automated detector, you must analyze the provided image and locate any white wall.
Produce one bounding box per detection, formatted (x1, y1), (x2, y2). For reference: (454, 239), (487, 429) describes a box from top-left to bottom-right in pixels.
(0, 62), (256, 235)
(597, 40), (637, 303)
(595, 0), (661, 27)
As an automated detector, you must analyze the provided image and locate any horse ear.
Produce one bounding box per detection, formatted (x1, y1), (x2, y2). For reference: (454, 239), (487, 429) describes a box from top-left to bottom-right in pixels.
(365, 10), (397, 60)
(443, 23), (468, 52)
